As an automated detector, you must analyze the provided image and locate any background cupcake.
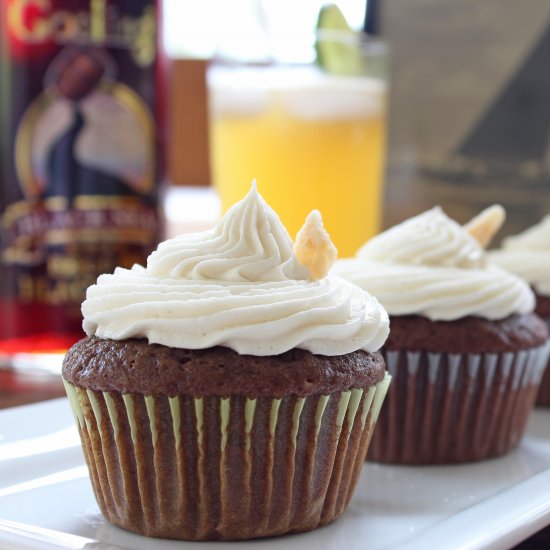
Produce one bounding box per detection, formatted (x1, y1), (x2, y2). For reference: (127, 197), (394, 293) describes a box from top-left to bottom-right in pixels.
(62, 185), (390, 541)
(334, 205), (549, 465)
(489, 215), (550, 406)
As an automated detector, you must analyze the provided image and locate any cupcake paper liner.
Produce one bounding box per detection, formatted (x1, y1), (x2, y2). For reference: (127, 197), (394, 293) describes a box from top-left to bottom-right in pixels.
(368, 344), (550, 465)
(64, 373), (390, 541)
(535, 319), (550, 407)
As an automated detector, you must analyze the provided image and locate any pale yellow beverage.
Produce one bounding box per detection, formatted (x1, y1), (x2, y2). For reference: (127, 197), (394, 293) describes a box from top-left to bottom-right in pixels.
(208, 65), (387, 258)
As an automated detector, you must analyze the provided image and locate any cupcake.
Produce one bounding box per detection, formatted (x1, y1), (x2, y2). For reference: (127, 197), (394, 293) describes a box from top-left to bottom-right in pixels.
(62, 184), (390, 541)
(333, 205), (549, 464)
(489, 215), (550, 406)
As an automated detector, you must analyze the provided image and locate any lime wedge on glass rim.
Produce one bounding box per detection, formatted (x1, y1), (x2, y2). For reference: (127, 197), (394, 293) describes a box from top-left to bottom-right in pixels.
(315, 4), (365, 76)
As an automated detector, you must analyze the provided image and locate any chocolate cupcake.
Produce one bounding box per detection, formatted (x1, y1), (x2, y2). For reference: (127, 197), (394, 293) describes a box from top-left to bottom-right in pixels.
(62, 185), (390, 540)
(334, 206), (549, 464)
(489, 215), (550, 406)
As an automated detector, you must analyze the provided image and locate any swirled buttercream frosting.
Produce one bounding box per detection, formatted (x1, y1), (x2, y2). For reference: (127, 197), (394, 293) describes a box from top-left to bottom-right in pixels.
(489, 215), (550, 297)
(333, 207), (534, 321)
(82, 185), (389, 355)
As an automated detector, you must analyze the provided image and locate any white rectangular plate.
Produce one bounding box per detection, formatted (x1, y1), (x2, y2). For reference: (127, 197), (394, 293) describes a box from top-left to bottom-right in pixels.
(1, 398), (550, 550)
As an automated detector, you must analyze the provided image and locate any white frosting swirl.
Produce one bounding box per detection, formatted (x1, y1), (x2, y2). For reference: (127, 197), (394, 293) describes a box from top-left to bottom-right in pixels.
(334, 207), (534, 321)
(489, 215), (550, 297)
(147, 186), (308, 282)
(82, 185), (389, 355)
(356, 206), (485, 268)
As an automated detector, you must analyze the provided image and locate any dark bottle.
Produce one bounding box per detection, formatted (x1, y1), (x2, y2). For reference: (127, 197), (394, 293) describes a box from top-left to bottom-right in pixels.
(0, 0), (162, 371)
(363, 0), (381, 35)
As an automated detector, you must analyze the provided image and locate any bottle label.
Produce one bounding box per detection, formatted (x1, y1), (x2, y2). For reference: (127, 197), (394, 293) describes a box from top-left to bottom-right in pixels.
(0, 0), (160, 337)
(6, 0), (156, 66)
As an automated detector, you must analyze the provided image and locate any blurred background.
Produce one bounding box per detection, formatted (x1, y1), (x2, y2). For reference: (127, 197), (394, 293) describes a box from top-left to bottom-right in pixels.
(163, 0), (550, 238)
(163, 0), (376, 239)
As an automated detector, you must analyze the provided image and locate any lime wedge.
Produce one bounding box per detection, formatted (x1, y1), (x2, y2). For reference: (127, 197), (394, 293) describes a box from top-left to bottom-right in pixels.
(315, 4), (364, 76)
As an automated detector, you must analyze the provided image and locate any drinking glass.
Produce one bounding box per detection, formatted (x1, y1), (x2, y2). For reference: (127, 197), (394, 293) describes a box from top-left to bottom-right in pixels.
(207, 32), (388, 257)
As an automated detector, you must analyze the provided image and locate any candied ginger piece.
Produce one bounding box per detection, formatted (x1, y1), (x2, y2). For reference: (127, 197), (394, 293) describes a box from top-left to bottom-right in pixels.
(294, 210), (338, 280)
(464, 204), (506, 249)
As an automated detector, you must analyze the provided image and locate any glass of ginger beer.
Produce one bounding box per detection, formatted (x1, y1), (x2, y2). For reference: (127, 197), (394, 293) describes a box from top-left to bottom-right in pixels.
(207, 30), (388, 257)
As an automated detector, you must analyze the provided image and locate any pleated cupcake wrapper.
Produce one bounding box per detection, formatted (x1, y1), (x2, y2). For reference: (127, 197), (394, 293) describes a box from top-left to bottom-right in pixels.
(535, 319), (550, 407)
(64, 373), (390, 541)
(368, 343), (550, 465)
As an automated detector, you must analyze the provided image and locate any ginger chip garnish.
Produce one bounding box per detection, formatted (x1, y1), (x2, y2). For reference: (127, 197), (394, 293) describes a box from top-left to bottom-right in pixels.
(464, 205), (506, 249)
(294, 210), (338, 281)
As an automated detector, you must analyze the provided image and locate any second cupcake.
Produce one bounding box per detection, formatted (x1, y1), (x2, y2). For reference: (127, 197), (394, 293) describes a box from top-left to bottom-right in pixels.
(489, 215), (550, 406)
(334, 205), (549, 464)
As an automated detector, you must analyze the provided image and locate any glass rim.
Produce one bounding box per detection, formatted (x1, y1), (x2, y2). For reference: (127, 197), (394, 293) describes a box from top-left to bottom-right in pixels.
(314, 29), (387, 52)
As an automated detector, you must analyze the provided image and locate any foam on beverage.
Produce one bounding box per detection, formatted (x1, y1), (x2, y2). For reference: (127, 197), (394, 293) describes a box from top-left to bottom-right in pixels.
(208, 65), (386, 120)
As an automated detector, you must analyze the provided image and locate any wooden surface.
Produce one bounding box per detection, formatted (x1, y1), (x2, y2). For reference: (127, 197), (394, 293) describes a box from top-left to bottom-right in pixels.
(167, 58), (211, 186)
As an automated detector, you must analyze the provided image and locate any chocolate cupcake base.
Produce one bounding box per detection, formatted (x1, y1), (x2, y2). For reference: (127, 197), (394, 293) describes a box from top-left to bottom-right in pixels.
(536, 324), (550, 406)
(535, 296), (550, 407)
(64, 374), (390, 540)
(368, 346), (548, 464)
